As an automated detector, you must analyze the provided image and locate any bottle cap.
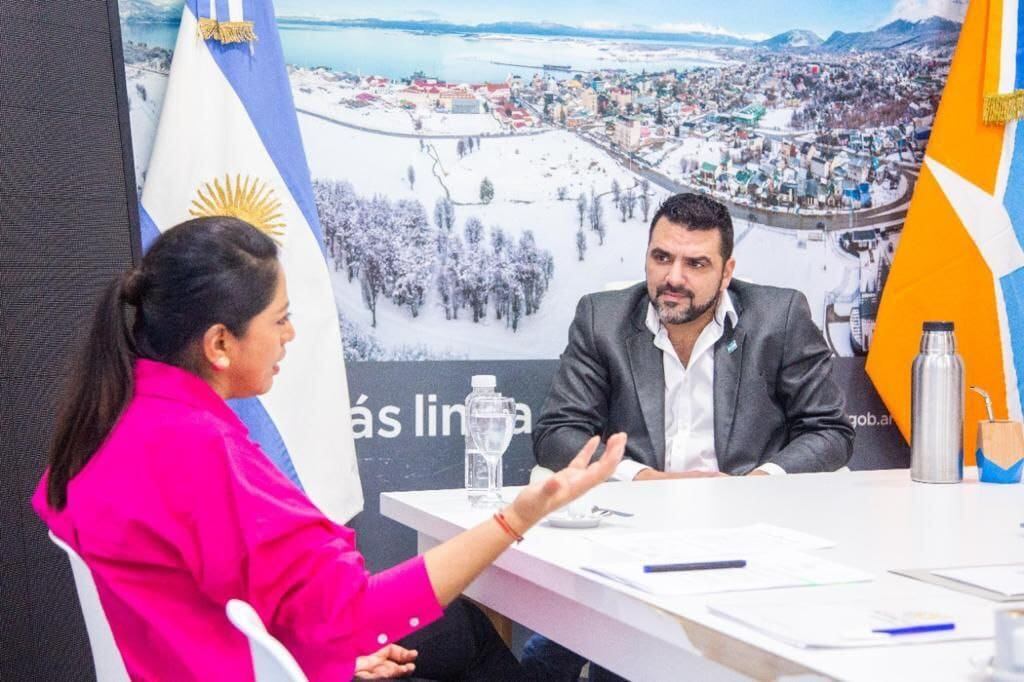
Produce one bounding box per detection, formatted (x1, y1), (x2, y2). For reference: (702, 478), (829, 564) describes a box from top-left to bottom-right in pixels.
(923, 321), (954, 332)
(471, 375), (497, 388)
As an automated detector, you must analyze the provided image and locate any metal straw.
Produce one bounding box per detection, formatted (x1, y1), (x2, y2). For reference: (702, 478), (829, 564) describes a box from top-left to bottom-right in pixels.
(969, 385), (996, 421)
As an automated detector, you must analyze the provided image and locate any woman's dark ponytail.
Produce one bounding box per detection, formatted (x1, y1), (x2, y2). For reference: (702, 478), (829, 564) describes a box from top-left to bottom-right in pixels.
(47, 271), (139, 509)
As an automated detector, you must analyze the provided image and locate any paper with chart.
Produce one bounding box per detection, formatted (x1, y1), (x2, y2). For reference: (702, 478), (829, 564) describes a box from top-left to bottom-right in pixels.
(707, 599), (993, 648)
(581, 524), (872, 595)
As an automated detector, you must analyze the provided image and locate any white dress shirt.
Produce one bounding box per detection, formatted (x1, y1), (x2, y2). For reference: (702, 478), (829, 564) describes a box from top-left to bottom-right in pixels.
(613, 291), (785, 480)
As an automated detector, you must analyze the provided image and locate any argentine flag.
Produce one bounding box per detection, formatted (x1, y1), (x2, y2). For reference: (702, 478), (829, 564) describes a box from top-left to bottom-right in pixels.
(139, 0), (363, 522)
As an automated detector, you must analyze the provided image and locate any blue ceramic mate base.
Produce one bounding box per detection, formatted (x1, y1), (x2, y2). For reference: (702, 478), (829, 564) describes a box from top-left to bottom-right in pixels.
(976, 449), (1024, 483)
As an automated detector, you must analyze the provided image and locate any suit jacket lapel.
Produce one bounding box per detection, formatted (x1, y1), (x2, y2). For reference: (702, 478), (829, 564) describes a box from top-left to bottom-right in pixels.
(627, 331), (666, 469)
(713, 320), (744, 469)
(627, 299), (666, 469)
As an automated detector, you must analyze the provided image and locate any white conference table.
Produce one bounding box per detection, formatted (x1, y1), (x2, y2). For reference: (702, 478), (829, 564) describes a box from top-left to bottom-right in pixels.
(381, 468), (1024, 681)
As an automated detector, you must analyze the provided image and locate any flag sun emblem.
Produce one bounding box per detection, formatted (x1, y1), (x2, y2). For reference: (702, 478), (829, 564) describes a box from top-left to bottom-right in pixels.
(189, 174), (285, 241)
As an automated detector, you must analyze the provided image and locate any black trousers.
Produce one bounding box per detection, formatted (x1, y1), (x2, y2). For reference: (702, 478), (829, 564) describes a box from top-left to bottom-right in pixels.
(391, 598), (529, 681)
(520, 634), (629, 682)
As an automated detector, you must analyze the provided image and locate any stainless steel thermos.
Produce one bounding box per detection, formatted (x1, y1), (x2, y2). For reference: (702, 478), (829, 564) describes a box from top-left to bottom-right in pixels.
(910, 321), (964, 483)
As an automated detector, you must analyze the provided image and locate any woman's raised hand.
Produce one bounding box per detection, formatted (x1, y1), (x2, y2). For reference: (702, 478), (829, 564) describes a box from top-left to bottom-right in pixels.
(510, 433), (626, 526)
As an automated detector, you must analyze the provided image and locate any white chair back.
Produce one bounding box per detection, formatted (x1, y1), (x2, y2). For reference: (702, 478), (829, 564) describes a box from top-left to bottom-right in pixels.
(48, 531), (130, 682)
(226, 599), (308, 682)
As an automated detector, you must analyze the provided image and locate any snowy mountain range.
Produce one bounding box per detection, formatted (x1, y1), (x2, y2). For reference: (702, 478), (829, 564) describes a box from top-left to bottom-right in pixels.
(120, 4), (961, 53)
(759, 18), (961, 52)
(757, 30), (825, 49)
(819, 17), (961, 51)
(277, 17), (755, 46)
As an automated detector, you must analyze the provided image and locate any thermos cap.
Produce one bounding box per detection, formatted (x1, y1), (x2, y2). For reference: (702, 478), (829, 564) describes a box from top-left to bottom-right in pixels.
(923, 321), (954, 332)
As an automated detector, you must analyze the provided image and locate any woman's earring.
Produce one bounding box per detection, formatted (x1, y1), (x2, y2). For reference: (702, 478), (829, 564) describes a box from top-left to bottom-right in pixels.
(214, 357), (230, 370)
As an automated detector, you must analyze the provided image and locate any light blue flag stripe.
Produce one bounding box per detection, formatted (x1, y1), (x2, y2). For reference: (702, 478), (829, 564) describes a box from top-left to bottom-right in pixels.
(230, 397), (303, 490)
(198, 0), (211, 19)
(1017, 9), (1024, 90)
(1002, 74), (1024, 405)
(185, 0), (327, 257)
(1000, 272), (1024, 401)
(1003, 124), (1024, 246)
(139, 203), (161, 251)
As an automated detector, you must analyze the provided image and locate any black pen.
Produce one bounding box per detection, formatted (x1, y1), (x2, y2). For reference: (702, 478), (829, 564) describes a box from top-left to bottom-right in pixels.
(643, 560), (747, 573)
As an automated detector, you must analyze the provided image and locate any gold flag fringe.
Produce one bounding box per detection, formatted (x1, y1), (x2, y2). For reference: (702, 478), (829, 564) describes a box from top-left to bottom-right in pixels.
(197, 17), (220, 40)
(983, 90), (1024, 124)
(195, 19), (257, 45)
(216, 21), (257, 44)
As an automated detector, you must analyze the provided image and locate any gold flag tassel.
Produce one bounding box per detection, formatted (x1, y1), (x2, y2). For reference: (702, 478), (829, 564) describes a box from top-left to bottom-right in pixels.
(197, 17), (220, 41)
(195, 15), (257, 46)
(214, 21), (257, 44)
(983, 90), (1024, 124)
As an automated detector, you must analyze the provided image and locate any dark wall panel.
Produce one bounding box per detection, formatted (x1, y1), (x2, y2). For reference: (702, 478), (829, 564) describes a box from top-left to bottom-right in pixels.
(0, 0), (140, 679)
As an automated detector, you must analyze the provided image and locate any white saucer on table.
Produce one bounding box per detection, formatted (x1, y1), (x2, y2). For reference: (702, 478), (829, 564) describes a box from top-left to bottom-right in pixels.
(544, 512), (602, 529)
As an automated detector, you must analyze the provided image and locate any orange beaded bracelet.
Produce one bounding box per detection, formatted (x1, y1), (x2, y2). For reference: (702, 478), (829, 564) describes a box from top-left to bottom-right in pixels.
(493, 511), (525, 543)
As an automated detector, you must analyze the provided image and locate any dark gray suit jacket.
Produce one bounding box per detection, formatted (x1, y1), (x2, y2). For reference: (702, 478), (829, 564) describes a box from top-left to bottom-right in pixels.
(533, 280), (854, 475)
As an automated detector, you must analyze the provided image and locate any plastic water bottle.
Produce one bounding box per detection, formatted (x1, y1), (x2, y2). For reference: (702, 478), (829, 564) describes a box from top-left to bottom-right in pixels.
(466, 375), (500, 504)
(910, 321), (964, 483)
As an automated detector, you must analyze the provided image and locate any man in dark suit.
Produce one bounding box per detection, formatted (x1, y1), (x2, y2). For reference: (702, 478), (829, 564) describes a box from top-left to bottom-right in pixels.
(534, 192), (853, 479)
(523, 193), (855, 682)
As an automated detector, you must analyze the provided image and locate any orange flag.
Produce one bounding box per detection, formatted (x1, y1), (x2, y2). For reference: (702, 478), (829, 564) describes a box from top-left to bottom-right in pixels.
(867, 0), (1024, 462)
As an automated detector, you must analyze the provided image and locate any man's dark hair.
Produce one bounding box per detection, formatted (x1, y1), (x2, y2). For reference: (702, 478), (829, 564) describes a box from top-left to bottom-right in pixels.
(648, 192), (734, 260)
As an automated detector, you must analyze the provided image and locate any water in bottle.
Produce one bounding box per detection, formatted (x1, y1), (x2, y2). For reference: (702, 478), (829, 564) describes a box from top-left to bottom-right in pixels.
(465, 375), (500, 504)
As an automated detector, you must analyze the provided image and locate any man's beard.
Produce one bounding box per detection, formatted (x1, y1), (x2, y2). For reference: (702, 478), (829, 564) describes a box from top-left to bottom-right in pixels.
(650, 278), (723, 325)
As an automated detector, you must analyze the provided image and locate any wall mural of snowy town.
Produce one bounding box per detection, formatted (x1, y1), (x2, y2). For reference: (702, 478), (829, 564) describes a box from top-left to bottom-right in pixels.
(120, 1), (966, 361)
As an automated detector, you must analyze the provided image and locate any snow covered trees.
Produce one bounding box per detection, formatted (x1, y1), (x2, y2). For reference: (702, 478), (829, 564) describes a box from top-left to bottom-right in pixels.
(639, 179), (652, 222)
(588, 188), (606, 246)
(314, 179), (361, 280)
(433, 197), (456, 233)
(480, 177), (495, 204)
(576, 224), (587, 262)
(389, 200), (436, 319)
(318, 181), (554, 333)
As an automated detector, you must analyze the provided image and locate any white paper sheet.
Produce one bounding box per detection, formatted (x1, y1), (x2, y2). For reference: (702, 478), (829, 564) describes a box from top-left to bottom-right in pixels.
(707, 599), (993, 648)
(587, 523), (836, 565)
(931, 565), (1024, 597)
(581, 524), (863, 596)
(582, 550), (872, 595)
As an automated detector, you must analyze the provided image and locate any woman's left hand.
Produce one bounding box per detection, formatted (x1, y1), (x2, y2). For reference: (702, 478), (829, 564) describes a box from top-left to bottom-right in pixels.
(354, 643), (417, 679)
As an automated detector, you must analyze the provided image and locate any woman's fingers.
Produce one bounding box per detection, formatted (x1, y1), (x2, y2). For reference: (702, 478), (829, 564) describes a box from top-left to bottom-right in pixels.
(599, 433), (626, 471)
(355, 659), (416, 679)
(568, 435), (601, 469)
(388, 645), (417, 663)
(354, 644), (418, 679)
(573, 432), (627, 486)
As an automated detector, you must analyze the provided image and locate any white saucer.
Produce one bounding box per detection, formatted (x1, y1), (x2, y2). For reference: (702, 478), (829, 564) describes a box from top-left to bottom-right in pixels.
(545, 513), (602, 529)
(969, 656), (1024, 682)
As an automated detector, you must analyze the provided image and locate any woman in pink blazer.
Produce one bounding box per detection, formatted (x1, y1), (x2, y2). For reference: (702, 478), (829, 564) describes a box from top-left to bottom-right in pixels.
(34, 216), (625, 681)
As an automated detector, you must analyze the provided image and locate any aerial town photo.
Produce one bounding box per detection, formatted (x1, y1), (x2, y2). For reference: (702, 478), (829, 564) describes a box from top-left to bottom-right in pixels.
(120, 0), (964, 360)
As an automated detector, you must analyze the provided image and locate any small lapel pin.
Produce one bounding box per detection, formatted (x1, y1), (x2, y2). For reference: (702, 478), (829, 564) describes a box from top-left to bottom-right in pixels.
(727, 339), (738, 354)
